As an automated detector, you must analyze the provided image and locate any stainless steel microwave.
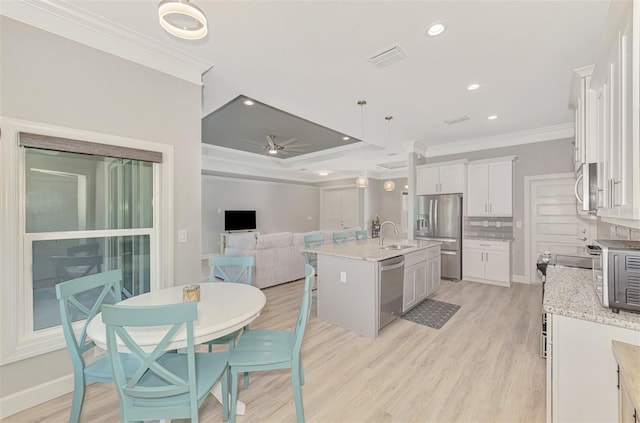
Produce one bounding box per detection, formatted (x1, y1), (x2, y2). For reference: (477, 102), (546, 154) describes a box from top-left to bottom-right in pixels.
(594, 240), (640, 313)
(575, 162), (597, 213)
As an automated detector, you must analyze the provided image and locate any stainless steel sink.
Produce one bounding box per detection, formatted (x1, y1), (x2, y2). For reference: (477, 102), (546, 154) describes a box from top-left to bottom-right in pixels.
(380, 244), (413, 250)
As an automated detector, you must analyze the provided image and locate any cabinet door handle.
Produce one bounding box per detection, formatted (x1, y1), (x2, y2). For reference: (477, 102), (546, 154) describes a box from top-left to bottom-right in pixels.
(485, 203), (488, 212)
(435, 183), (439, 192)
(485, 252), (489, 261)
(613, 180), (621, 207)
(481, 252), (484, 262)
(489, 203), (492, 213)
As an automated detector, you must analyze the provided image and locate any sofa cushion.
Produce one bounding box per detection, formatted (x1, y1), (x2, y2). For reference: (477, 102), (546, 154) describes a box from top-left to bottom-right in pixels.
(256, 232), (293, 249)
(227, 233), (257, 250)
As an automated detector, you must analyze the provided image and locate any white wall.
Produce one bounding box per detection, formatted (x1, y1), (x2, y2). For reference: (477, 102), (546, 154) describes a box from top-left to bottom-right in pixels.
(0, 17), (202, 406)
(202, 175), (320, 254)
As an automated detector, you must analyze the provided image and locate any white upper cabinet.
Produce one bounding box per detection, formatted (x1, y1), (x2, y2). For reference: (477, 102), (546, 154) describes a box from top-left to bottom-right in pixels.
(416, 161), (466, 195)
(590, 0), (640, 223)
(570, 66), (597, 171)
(466, 158), (514, 217)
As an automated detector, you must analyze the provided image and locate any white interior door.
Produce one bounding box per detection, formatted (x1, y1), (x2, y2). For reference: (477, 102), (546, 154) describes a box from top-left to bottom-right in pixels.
(527, 174), (596, 282)
(321, 187), (358, 229)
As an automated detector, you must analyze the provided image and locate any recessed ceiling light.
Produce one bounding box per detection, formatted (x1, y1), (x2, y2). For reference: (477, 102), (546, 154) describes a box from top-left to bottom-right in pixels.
(427, 23), (446, 37)
(488, 115), (498, 120)
(243, 100), (254, 106)
(342, 136), (350, 141)
(467, 83), (480, 91)
(318, 171), (329, 176)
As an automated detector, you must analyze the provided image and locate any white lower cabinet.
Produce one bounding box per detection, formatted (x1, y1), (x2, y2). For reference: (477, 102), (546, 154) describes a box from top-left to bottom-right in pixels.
(403, 245), (441, 313)
(463, 239), (510, 286)
(547, 314), (640, 423)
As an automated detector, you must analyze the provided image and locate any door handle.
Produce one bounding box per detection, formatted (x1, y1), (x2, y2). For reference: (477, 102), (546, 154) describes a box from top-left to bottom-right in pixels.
(578, 237), (587, 241)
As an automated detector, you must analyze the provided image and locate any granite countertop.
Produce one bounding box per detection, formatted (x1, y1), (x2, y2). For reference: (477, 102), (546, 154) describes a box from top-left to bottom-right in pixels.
(302, 238), (441, 262)
(463, 237), (513, 242)
(543, 266), (640, 331)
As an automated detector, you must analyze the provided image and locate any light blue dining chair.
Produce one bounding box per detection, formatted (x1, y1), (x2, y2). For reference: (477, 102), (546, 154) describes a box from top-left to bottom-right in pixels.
(207, 255), (254, 388)
(303, 234), (323, 270)
(102, 302), (230, 423)
(206, 256), (254, 351)
(355, 230), (368, 240)
(227, 264), (315, 423)
(56, 269), (139, 423)
(331, 231), (348, 243)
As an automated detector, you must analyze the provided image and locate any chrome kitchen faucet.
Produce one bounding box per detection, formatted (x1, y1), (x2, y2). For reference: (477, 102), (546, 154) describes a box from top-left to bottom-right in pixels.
(379, 221), (399, 246)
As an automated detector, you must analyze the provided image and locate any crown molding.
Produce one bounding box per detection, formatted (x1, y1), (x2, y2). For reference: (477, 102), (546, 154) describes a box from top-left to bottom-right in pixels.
(425, 122), (574, 158)
(1, 0), (212, 85)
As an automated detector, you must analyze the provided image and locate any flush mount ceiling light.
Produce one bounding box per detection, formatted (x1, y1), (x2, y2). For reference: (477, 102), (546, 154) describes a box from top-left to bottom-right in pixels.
(243, 99), (254, 106)
(158, 0), (208, 40)
(383, 116), (396, 192)
(318, 171), (329, 176)
(467, 83), (480, 91)
(427, 23), (446, 37)
(488, 115), (499, 120)
(355, 100), (369, 188)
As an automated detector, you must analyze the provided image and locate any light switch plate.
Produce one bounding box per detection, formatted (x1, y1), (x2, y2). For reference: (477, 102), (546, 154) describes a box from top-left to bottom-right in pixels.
(177, 230), (187, 243)
(340, 271), (347, 283)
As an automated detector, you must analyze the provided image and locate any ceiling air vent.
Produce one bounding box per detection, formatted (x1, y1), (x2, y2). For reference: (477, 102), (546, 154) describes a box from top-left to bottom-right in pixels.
(444, 115), (470, 125)
(368, 46), (407, 69)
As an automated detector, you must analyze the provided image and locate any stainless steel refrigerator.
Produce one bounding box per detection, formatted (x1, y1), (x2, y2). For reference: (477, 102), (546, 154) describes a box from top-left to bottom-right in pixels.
(414, 193), (462, 280)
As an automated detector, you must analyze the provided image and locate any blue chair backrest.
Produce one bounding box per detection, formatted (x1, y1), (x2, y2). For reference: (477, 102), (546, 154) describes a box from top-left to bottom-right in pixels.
(55, 270), (123, 368)
(332, 232), (348, 243)
(355, 230), (368, 240)
(303, 234), (323, 266)
(293, 265), (315, 354)
(209, 255), (254, 284)
(102, 302), (198, 409)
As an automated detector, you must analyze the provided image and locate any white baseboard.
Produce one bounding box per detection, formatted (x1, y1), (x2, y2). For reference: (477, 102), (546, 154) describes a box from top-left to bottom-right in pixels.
(0, 373), (74, 419)
(511, 274), (530, 284)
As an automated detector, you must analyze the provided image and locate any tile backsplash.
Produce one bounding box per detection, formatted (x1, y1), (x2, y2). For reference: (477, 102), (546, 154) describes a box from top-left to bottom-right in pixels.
(464, 217), (513, 239)
(597, 221), (640, 241)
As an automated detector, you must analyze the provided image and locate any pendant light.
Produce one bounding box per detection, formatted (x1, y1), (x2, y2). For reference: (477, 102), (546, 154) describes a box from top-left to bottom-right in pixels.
(355, 100), (369, 188)
(158, 0), (208, 40)
(383, 116), (396, 192)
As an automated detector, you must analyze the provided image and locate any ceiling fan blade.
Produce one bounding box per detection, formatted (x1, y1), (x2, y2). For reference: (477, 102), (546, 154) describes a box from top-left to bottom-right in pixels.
(265, 135), (276, 148)
(240, 138), (266, 147)
(279, 137), (298, 146)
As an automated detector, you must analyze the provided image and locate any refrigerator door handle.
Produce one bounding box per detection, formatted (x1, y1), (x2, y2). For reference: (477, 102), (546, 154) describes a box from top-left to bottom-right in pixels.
(434, 199), (438, 232)
(429, 199), (433, 232)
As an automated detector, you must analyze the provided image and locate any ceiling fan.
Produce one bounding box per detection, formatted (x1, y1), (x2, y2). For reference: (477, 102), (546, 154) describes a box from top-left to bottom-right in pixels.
(244, 135), (309, 156)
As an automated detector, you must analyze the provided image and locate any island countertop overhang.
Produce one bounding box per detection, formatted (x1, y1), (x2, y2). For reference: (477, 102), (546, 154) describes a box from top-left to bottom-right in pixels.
(302, 238), (441, 262)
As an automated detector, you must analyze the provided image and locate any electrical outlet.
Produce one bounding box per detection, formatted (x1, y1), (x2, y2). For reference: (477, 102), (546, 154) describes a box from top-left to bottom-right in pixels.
(340, 272), (347, 283)
(516, 221), (522, 228)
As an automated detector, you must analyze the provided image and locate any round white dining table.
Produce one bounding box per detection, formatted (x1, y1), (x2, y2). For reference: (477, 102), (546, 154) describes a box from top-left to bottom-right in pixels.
(86, 282), (266, 416)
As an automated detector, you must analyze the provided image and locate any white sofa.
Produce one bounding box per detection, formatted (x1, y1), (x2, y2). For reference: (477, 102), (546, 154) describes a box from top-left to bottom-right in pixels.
(223, 227), (361, 289)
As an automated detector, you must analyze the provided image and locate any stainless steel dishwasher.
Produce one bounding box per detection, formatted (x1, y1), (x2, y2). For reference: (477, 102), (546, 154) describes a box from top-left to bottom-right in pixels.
(378, 255), (405, 331)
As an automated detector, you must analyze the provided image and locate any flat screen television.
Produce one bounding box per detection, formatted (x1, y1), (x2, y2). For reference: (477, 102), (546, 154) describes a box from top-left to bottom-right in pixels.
(224, 210), (257, 231)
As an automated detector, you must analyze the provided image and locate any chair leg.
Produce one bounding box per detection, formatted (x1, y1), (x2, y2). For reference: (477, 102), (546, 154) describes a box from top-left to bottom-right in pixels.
(229, 367), (239, 423)
(243, 371), (249, 389)
(291, 367), (305, 423)
(222, 367), (229, 422)
(69, 373), (86, 423)
(300, 360), (305, 386)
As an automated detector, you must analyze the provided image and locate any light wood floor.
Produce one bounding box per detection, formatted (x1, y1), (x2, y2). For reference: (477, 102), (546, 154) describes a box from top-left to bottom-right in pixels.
(4, 279), (545, 423)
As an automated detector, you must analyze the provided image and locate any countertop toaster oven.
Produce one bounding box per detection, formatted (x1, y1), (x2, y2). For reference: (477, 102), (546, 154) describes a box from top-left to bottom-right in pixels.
(594, 240), (640, 313)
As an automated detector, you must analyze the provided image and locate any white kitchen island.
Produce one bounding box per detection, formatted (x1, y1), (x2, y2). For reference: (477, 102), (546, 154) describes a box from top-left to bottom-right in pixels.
(303, 238), (441, 339)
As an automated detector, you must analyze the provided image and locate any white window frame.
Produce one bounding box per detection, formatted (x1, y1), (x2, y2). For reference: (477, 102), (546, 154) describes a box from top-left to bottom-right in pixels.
(0, 117), (174, 365)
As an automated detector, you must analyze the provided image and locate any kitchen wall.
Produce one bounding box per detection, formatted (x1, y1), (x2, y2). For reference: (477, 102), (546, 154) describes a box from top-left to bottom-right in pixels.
(420, 138), (574, 278)
(202, 174), (320, 254)
(377, 177), (409, 237)
(0, 17), (202, 408)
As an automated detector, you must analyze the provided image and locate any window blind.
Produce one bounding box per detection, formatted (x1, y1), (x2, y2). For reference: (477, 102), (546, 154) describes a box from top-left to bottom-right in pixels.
(19, 132), (163, 163)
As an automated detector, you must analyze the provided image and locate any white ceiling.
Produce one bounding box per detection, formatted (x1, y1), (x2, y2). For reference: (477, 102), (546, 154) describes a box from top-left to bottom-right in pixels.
(3, 0), (611, 182)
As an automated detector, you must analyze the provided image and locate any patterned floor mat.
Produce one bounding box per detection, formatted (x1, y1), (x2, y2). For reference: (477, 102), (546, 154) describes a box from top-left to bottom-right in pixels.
(401, 298), (461, 329)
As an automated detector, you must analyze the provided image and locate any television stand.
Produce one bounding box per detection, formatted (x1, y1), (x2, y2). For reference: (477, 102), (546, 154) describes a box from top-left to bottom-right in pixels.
(220, 231), (260, 254)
